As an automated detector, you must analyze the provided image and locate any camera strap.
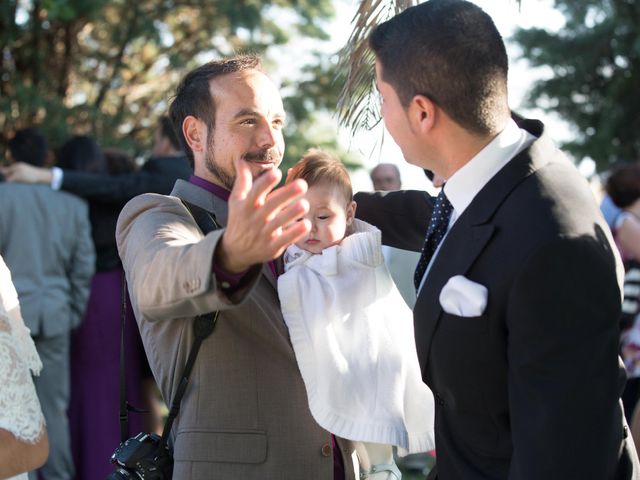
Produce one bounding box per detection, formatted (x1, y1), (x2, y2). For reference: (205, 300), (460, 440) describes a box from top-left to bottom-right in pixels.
(118, 199), (221, 446)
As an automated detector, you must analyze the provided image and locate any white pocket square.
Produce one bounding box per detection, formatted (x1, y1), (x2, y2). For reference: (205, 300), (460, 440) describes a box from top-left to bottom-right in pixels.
(439, 275), (488, 317)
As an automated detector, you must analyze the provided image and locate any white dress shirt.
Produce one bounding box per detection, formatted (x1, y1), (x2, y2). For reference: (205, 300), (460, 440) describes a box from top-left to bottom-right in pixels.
(417, 119), (535, 292)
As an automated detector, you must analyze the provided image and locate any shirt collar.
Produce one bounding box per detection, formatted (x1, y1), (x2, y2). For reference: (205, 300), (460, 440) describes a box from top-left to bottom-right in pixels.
(443, 119), (535, 220)
(189, 175), (230, 202)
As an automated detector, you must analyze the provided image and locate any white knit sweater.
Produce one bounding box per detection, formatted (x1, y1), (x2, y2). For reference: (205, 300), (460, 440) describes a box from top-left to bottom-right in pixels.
(277, 220), (435, 453)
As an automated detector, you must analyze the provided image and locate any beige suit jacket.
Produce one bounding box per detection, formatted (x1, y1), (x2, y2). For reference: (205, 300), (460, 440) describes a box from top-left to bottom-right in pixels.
(117, 179), (355, 479)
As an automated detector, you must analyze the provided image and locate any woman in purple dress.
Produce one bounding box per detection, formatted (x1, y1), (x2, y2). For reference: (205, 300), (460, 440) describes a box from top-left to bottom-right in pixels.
(60, 137), (147, 480)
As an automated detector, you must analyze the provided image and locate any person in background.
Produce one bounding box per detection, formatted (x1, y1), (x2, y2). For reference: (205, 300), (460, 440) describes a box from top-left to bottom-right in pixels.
(370, 163), (421, 308)
(0, 116), (191, 203)
(371, 163), (402, 191)
(606, 162), (640, 457)
(0, 128), (95, 480)
(0, 254), (49, 480)
(57, 136), (147, 480)
(103, 148), (138, 176)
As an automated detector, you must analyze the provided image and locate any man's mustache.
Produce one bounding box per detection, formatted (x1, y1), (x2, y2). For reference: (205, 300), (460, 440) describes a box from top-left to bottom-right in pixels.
(243, 149), (279, 163)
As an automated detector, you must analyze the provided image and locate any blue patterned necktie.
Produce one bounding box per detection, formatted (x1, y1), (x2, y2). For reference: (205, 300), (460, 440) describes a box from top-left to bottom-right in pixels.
(414, 189), (453, 290)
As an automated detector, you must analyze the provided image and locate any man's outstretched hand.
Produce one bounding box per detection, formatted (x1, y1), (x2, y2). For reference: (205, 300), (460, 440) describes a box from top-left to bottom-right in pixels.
(215, 159), (311, 274)
(0, 163), (53, 184)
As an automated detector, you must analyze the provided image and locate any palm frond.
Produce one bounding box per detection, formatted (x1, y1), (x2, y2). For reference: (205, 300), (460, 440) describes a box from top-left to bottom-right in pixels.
(336, 0), (417, 136)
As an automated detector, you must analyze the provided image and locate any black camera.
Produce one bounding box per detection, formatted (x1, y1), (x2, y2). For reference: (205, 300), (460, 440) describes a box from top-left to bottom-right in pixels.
(106, 432), (173, 480)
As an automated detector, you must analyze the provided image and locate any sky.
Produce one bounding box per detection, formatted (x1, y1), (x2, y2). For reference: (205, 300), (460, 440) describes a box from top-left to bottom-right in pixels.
(273, 0), (577, 194)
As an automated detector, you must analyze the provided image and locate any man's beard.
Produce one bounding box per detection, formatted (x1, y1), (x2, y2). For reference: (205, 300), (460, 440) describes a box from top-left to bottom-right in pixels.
(205, 150), (235, 190)
(204, 143), (281, 190)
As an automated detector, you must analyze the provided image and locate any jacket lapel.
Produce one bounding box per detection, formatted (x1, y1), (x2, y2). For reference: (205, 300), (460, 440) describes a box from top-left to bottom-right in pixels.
(262, 263), (277, 290)
(414, 120), (558, 373)
(414, 222), (494, 372)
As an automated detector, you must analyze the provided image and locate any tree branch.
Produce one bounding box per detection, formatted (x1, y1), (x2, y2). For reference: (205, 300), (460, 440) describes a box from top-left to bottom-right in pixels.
(57, 23), (76, 98)
(0, 1), (18, 97)
(93, 3), (140, 114)
(31, 0), (42, 90)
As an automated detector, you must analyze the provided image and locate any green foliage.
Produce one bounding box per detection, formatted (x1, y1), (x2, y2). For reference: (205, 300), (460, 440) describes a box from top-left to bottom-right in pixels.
(513, 0), (640, 171)
(0, 0), (356, 171)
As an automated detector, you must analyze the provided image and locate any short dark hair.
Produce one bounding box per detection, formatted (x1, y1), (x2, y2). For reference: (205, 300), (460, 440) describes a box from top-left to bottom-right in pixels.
(158, 116), (181, 152)
(103, 148), (137, 175)
(606, 163), (640, 209)
(369, 0), (509, 136)
(168, 55), (262, 165)
(57, 135), (106, 174)
(287, 149), (353, 205)
(8, 128), (48, 167)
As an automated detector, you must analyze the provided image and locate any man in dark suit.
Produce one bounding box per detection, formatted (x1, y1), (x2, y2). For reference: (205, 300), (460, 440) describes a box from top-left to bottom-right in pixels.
(1, 116), (191, 202)
(354, 1), (640, 478)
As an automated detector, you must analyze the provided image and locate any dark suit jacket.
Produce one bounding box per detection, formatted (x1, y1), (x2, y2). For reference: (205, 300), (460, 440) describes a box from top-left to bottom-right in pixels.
(61, 154), (192, 203)
(355, 119), (640, 479)
(61, 154), (191, 271)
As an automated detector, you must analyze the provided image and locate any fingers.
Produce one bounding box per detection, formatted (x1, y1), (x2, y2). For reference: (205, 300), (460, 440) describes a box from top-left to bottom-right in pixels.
(270, 219), (311, 255)
(230, 158), (254, 201)
(251, 168), (282, 207)
(268, 198), (309, 233)
(230, 158), (284, 207)
(263, 179), (308, 219)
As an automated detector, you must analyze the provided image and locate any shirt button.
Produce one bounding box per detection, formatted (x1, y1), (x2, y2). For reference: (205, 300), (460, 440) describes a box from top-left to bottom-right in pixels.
(321, 443), (332, 457)
(220, 281), (231, 289)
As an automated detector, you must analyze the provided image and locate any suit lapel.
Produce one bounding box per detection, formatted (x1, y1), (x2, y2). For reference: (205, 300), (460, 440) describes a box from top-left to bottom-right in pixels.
(414, 222), (494, 372)
(414, 122), (558, 373)
(262, 263), (277, 290)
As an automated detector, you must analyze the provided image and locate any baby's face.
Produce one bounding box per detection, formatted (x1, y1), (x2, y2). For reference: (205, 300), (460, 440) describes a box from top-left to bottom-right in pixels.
(294, 183), (355, 254)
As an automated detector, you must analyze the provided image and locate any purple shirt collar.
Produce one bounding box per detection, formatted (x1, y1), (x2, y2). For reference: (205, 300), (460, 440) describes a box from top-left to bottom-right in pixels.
(189, 175), (230, 202)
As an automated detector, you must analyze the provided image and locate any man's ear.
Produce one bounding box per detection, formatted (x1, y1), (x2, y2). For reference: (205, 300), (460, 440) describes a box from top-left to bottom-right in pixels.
(409, 94), (436, 134)
(345, 200), (357, 226)
(182, 116), (207, 154)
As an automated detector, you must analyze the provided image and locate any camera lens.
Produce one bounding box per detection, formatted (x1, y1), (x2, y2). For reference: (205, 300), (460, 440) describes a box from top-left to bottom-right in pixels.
(105, 468), (132, 480)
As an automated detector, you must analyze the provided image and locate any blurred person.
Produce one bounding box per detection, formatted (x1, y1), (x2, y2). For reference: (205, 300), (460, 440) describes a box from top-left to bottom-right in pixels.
(601, 161), (631, 230)
(102, 145), (165, 437)
(58, 136), (147, 480)
(602, 193), (623, 230)
(0, 254), (49, 480)
(370, 163), (402, 191)
(103, 148), (138, 176)
(116, 55), (357, 479)
(0, 128), (95, 480)
(0, 116), (191, 202)
(606, 163), (640, 426)
(354, 1), (638, 478)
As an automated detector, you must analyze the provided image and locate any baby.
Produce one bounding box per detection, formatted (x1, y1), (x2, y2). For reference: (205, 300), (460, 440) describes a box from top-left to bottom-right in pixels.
(277, 149), (435, 480)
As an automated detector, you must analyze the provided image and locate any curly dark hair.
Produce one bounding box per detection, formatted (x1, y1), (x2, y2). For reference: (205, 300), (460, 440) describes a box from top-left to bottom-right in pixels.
(605, 163), (640, 209)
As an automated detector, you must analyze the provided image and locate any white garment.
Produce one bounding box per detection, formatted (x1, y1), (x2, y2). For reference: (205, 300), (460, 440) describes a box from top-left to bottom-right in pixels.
(0, 255), (45, 480)
(278, 220), (435, 453)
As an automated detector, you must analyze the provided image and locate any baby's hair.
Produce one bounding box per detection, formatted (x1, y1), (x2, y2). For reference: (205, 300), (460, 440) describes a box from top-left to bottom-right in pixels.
(287, 148), (353, 204)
